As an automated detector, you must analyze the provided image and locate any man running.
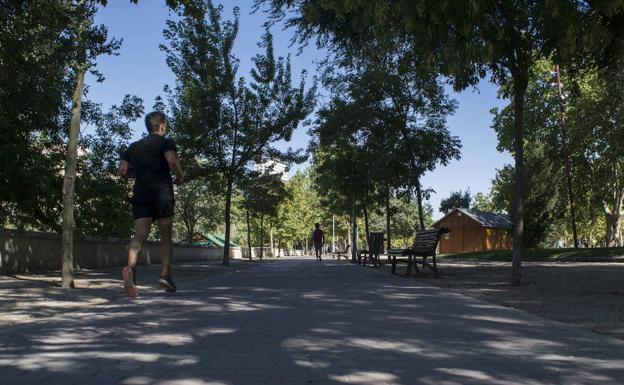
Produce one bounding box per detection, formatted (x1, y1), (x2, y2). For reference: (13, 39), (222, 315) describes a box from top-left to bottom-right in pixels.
(118, 111), (183, 298)
(312, 223), (324, 261)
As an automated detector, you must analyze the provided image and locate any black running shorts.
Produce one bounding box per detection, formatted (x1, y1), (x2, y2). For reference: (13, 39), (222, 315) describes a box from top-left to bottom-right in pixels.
(132, 200), (174, 220)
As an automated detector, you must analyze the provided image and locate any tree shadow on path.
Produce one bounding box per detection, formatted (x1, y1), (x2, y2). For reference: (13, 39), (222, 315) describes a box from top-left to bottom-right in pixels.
(1, 258), (623, 385)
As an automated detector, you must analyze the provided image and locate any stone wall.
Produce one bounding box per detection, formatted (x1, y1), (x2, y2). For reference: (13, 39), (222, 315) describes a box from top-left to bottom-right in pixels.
(0, 230), (242, 274)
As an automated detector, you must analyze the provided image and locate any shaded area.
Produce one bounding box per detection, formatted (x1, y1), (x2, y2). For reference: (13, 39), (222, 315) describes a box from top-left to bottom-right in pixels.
(412, 260), (624, 340)
(438, 248), (624, 261)
(361, 257), (624, 340)
(0, 258), (623, 385)
(0, 259), (260, 328)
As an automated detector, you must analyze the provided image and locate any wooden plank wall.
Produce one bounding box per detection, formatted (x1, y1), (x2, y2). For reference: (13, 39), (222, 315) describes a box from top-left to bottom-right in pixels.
(437, 210), (512, 253)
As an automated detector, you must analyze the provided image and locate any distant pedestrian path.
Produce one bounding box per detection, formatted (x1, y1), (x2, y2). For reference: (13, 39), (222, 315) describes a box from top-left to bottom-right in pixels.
(1, 257), (623, 384)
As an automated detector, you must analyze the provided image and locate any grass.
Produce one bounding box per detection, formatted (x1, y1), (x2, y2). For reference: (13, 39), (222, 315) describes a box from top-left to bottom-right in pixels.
(438, 247), (624, 262)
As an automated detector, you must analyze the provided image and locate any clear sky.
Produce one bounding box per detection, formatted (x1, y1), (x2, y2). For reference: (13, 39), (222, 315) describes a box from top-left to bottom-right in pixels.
(88, 0), (513, 220)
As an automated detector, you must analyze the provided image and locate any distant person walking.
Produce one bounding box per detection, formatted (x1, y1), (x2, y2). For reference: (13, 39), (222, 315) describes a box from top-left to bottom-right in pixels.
(312, 223), (324, 261)
(118, 111), (184, 298)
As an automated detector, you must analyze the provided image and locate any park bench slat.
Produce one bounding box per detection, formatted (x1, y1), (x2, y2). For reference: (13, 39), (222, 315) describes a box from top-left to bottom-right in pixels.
(333, 245), (351, 260)
(389, 227), (449, 277)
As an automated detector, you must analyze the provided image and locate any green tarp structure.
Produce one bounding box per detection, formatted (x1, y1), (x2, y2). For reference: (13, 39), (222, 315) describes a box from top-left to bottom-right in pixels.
(191, 233), (239, 248)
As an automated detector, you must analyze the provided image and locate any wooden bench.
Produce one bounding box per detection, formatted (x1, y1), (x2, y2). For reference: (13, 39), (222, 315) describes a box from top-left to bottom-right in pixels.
(358, 232), (384, 267)
(387, 228), (449, 277)
(334, 245), (351, 260)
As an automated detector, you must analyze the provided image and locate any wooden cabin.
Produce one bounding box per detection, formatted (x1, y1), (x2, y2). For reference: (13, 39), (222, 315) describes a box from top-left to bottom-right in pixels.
(433, 208), (512, 254)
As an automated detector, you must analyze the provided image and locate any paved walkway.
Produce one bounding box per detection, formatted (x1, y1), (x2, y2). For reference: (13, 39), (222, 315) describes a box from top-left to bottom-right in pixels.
(1, 257), (623, 385)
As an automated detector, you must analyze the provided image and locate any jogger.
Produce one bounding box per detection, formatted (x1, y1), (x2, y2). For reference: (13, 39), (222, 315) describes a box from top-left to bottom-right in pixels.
(118, 111), (183, 297)
(312, 223), (324, 261)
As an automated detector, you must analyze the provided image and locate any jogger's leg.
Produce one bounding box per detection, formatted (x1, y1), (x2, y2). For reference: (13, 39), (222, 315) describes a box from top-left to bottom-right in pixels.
(127, 217), (152, 267)
(124, 217), (152, 297)
(158, 217), (173, 276)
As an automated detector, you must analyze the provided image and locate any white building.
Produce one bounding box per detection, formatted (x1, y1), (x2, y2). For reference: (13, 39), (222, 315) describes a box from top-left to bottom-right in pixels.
(254, 159), (288, 182)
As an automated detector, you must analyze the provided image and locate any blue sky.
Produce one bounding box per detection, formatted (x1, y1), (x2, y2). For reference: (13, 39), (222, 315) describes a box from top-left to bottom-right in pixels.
(88, 0), (513, 220)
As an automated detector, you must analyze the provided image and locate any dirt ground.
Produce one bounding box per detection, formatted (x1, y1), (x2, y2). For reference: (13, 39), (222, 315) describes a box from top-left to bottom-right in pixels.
(375, 258), (624, 341)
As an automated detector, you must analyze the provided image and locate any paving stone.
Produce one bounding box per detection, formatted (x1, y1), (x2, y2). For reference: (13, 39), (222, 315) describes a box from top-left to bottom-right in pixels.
(1, 257), (624, 385)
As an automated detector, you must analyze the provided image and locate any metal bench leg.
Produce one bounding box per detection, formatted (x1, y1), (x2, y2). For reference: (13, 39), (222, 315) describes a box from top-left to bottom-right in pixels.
(432, 255), (439, 277)
(406, 255), (413, 278)
(391, 256), (397, 274)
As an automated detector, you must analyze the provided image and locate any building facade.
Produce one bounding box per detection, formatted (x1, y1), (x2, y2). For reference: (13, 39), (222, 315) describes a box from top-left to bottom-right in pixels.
(433, 208), (512, 254)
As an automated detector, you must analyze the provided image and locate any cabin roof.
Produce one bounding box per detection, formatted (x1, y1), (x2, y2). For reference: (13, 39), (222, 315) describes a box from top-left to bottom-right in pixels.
(433, 208), (512, 229)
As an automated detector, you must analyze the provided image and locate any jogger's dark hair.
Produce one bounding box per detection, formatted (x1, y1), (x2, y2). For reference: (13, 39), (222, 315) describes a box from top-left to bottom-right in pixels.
(145, 111), (167, 133)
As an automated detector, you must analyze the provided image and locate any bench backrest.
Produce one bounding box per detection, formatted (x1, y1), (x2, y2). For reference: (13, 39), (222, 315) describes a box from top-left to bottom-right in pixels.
(410, 228), (445, 254)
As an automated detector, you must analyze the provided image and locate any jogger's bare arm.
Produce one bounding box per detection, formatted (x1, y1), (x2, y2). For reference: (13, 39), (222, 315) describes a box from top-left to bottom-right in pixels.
(118, 159), (131, 177)
(164, 150), (184, 185)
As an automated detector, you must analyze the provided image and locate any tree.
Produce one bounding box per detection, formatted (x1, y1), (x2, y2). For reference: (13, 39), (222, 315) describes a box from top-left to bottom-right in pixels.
(472, 192), (496, 212)
(242, 170), (289, 259)
(369, 197), (433, 247)
(273, 171), (317, 252)
(0, 1), (73, 232)
(311, 47), (459, 255)
(256, 0), (587, 284)
(439, 190), (472, 214)
(490, 56), (624, 247)
(61, 0), (124, 288)
(174, 179), (223, 242)
(568, 71), (624, 246)
(163, 1), (315, 265)
(490, 154), (567, 248)
(75, 95), (144, 238)
(0, 0), (123, 287)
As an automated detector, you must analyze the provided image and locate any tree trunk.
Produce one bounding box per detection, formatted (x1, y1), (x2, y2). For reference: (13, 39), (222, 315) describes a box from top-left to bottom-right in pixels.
(605, 212), (622, 247)
(184, 205), (194, 243)
(222, 175), (234, 266)
(386, 186), (391, 251)
(269, 218), (274, 258)
(347, 216), (351, 251)
(554, 64), (579, 248)
(223, 84), (239, 265)
(415, 181), (425, 230)
(511, 72), (529, 286)
(246, 205), (252, 261)
(363, 201), (370, 249)
(186, 224), (194, 244)
(61, 37), (87, 289)
(605, 191), (623, 247)
(259, 212), (264, 261)
(351, 196), (357, 262)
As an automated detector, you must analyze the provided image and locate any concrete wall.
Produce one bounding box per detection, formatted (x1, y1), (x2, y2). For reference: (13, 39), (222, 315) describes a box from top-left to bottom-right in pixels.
(0, 230), (242, 274)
